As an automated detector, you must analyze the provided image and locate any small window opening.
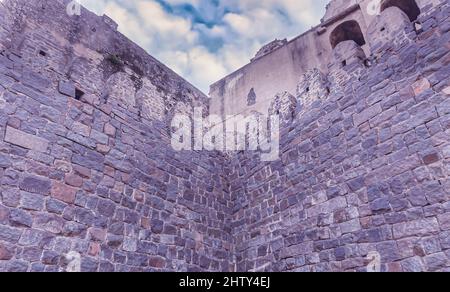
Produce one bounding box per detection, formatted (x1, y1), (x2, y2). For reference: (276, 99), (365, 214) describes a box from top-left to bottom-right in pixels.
(247, 88), (257, 106)
(342, 60), (347, 67)
(75, 88), (85, 100)
(39, 50), (47, 57)
(380, 27), (386, 32)
(306, 87), (310, 92)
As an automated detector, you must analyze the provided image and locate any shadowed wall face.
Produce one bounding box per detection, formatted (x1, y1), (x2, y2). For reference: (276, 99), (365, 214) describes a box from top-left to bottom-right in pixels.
(209, 0), (437, 119)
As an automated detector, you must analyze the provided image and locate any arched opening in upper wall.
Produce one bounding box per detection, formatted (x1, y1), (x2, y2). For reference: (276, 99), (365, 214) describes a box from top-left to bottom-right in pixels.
(330, 20), (366, 49)
(380, 0), (420, 22)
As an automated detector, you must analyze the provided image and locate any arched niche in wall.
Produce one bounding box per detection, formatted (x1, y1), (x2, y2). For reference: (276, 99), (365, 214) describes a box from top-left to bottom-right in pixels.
(329, 40), (367, 90)
(104, 72), (136, 107)
(330, 20), (366, 49)
(297, 68), (330, 107)
(268, 92), (297, 126)
(380, 0), (420, 22)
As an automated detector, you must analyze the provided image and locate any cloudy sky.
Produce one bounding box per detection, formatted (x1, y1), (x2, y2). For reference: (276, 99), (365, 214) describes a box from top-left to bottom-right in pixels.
(80, 0), (328, 93)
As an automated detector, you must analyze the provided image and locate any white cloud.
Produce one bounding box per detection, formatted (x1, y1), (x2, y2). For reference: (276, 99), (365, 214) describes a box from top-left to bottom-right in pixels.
(82, 0), (327, 93)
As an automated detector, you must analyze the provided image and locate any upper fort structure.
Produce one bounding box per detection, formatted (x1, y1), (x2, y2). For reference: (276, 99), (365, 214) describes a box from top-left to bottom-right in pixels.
(209, 0), (442, 117)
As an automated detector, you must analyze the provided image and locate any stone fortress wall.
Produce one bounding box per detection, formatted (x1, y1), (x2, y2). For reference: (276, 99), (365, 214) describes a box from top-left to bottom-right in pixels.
(0, 0), (449, 272)
(0, 0), (233, 272)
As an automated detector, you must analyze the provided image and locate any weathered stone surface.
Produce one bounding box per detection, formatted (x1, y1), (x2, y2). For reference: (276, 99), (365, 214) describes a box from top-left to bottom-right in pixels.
(438, 213), (450, 231)
(34, 213), (64, 234)
(437, 99), (450, 116)
(347, 177), (365, 192)
(104, 123), (116, 137)
(6, 260), (29, 272)
(148, 256), (165, 268)
(439, 231), (450, 249)
(353, 104), (382, 126)
(0, 225), (22, 243)
(422, 152), (440, 165)
(401, 257), (425, 272)
(63, 221), (87, 237)
(151, 219), (164, 234)
(340, 219), (361, 234)
(46, 198), (67, 214)
(412, 78), (431, 96)
(19, 176), (51, 195)
(443, 145), (450, 159)
(72, 122), (91, 137)
(20, 192), (45, 211)
(370, 198), (391, 214)
(21, 247), (42, 262)
(72, 151), (104, 172)
(123, 237), (137, 252)
(0, 154), (12, 168)
(97, 199), (116, 218)
(65, 174), (83, 188)
(424, 253), (447, 272)
(407, 187), (428, 207)
(90, 130), (109, 145)
(4, 126), (49, 153)
(51, 182), (77, 204)
(2, 189), (21, 207)
(268, 92), (297, 125)
(41, 250), (60, 265)
(0, 205), (8, 222)
(88, 242), (100, 256)
(18, 229), (47, 246)
(58, 81), (75, 97)
(443, 86), (450, 95)
(89, 228), (106, 242)
(9, 209), (33, 228)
